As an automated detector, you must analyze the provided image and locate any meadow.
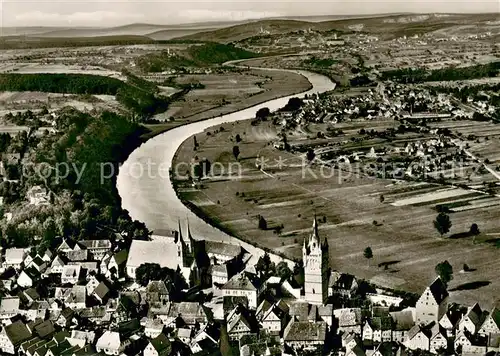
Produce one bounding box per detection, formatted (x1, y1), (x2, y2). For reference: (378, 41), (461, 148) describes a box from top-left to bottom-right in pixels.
(173, 117), (500, 308)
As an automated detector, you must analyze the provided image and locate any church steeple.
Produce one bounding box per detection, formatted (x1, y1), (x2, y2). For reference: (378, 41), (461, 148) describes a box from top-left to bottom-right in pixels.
(303, 214), (329, 305)
(178, 218), (184, 243)
(311, 214), (319, 244)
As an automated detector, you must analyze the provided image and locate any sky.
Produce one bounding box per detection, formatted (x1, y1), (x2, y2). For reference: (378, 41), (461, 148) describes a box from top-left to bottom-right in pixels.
(0, 0), (498, 27)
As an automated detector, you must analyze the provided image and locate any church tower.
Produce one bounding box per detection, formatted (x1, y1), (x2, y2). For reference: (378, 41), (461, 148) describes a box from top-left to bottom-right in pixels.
(303, 216), (329, 305)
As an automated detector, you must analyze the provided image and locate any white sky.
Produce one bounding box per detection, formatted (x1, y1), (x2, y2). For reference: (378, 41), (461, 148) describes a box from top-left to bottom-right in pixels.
(0, 0), (498, 27)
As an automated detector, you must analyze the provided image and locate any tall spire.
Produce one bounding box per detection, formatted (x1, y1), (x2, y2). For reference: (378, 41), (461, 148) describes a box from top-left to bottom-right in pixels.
(311, 214), (320, 245)
(187, 217), (193, 241)
(177, 218), (183, 243)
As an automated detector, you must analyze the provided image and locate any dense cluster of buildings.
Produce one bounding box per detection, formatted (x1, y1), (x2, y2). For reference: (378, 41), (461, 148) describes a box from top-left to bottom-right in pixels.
(0, 217), (498, 356)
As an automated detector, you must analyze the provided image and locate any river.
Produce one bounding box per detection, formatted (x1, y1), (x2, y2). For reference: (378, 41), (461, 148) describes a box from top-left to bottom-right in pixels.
(116, 69), (336, 262)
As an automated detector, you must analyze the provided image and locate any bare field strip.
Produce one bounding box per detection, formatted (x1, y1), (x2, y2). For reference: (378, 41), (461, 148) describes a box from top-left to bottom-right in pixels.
(174, 118), (500, 307)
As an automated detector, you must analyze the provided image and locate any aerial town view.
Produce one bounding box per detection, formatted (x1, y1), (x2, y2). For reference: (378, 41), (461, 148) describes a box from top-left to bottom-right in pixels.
(0, 0), (499, 355)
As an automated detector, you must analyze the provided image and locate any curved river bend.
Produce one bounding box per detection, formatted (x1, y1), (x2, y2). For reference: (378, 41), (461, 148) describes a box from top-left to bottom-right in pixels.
(116, 69), (336, 260)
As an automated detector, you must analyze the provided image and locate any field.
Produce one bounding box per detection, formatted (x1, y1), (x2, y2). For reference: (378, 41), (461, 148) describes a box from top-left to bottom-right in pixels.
(145, 68), (311, 136)
(173, 117), (500, 308)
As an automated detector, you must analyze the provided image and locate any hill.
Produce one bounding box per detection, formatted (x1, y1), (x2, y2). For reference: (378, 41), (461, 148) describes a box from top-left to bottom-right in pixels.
(177, 19), (312, 43)
(135, 42), (259, 72)
(174, 13), (500, 43)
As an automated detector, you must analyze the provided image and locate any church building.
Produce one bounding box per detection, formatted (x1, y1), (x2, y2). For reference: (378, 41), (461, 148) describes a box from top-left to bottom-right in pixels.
(303, 216), (330, 305)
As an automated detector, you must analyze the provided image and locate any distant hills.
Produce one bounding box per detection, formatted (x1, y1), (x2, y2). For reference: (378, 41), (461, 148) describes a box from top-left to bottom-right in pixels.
(1, 12), (498, 44)
(176, 13), (500, 42)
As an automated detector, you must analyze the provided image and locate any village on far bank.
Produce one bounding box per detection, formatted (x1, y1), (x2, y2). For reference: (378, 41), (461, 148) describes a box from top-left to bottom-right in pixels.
(0, 212), (499, 356)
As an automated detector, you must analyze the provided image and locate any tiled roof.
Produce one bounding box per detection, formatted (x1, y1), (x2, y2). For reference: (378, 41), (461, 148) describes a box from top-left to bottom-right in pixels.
(92, 282), (109, 300)
(390, 310), (415, 331)
(427, 277), (449, 305)
(150, 333), (171, 353)
(5, 320), (32, 345)
(283, 320), (327, 342)
(222, 272), (260, 291)
(126, 239), (180, 270)
(205, 241), (242, 258)
(78, 240), (112, 250)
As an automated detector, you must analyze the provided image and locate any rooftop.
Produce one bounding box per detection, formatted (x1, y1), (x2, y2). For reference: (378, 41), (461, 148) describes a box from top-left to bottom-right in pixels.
(126, 239), (180, 270)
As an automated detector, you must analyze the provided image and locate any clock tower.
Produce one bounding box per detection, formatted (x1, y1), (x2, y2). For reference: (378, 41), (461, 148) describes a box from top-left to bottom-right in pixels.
(303, 215), (329, 305)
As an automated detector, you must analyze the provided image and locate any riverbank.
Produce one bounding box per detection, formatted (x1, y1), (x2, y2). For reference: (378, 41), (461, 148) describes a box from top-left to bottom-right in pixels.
(140, 68), (312, 140)
(116, 69), (335, 268)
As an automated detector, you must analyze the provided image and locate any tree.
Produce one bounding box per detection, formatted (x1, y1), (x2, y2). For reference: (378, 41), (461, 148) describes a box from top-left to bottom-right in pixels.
(435, 260), (453, 286)
(232, 145), (240, 160)
(256, 107), (271, 120)
(470, 223), (480, 235)
(193, 135), (198, 150)
(256, 252), (275, 278)
(306, 148), (316, 162)
(433, 212), (452, 237)
(284, 97), (303, 112)
(380, 195), (385, 203)
(235, 134), (242, 143)
(363, 247), (373, 266)
(276, 261), (292, 280)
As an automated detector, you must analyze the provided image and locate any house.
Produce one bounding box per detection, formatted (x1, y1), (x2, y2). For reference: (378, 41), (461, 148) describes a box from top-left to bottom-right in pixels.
(177, 328), (192, 344)
(27, 186), (51, 206)
(3, 248), (26, 270)
(66, 249), (88, 262)
(334, 308), (363, 335)
(65, 285), (86, 310)
(77, 240), (112, 260)
(126, 238), (181, 279)
(363, 316), (393, 342)
(66, 330), (96, 347)
(458, 303), (484, 335)
(159, 302), (209, 328)
(145, 281), (170, 306)
(342, 331), (362, 349)
(390, 309), (415, 343)
(227, 305), (258, 340)
(92, 282), (109, 304)
(95, 331), (129, 355)
(283, 320), (327, 350)
(57, 239), (76, 255)
(79, 307), (109, 325)
(190, 324), (220, 354)
(86, 275), (100, 295)
(204, 241), (242, 263)
(0, 320), (32, 354)
(404, 325), (431, 352)
(260, 300), (289, 335)
(61, 265), (81, 285)
(221, 272), (263, 309)
(372, 342), (395, 356)
(429, 322), (447, 354)
(144, 318), (164, 338)
(328, 271), (358, 297)
(415, 278), (448, 325)
(48, 256), (66, 275)
(56, 307), (74, 327)
(211, 264), (230, 287)
(17, 267), (41, 288)
(478, 308), (500, 336)
(439, 308), (461, 337)
(103, 250), (128, 279)
(143, 333), (171, 356)
(453, 329), (473, 353)
(0, 297), (20, 320)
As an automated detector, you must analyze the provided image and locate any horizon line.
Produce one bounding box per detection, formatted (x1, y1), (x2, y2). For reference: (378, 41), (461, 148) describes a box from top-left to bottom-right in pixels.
(1, 10), (498, 29)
